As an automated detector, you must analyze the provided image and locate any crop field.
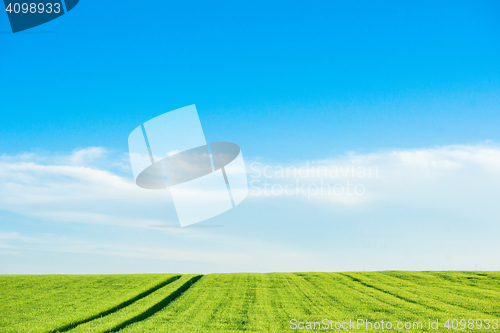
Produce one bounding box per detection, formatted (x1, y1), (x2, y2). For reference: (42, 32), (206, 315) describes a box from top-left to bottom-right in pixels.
(1, 271), (499, 332)
(0, 274), (178, 333)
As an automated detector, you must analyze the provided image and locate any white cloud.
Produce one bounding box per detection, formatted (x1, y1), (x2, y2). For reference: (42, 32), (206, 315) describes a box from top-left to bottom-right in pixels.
(2, 144), (500, 228)
(0, 228), (326, 273)
(68, 147), (107, 166)
(0, 251), (19, 256)
(0, 232), (38, 242)
(0, 149), (177, 228)
(247, 143), (500, 213)
(1, 144), (500, 273)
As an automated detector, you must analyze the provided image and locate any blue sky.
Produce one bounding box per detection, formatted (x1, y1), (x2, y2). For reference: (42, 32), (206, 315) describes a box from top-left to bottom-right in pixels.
(0, 1), (500, 273)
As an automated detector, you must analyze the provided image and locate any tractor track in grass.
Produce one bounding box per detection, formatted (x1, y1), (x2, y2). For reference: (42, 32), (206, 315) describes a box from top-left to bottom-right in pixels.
(340, 273), (443, 312)
(63, 275), (203, 333)
(2, 272), (498, 333)
(49, 275), (182, 333)
(105, 275), (202, 332)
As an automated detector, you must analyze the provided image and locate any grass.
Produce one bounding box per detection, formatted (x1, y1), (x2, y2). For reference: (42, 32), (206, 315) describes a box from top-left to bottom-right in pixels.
(1, 272), (499, 332)
(68, 274), (201, 333)
(0, 274), (178, 333)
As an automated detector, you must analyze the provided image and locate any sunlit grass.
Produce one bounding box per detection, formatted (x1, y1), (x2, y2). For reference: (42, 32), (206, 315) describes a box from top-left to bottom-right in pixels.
(1, 272), (499, 332)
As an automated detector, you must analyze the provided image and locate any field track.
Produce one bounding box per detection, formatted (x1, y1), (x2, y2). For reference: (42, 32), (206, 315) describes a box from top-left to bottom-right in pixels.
(1, 271), (499, 332)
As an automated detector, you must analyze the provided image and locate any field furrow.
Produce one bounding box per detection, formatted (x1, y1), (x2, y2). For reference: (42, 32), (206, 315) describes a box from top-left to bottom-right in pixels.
(344, 272), (499, 317)
(117, 272), (500, 332)
(1, 272), (499, 333)
(66, 275), (200, 333)
(0, 274), (179, 333)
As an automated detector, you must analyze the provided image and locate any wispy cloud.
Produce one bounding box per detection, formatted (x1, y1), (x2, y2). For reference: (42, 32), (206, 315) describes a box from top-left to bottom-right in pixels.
(0, 148), (177, 228)
(1, 144), (499, 273)
(2, 144), (500, 226)
(68, 147), (107, 166)
(247, 143), (500, 211)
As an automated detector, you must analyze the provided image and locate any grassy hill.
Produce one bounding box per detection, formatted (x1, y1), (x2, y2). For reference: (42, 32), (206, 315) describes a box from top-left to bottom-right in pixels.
(1, 271), (499, 332)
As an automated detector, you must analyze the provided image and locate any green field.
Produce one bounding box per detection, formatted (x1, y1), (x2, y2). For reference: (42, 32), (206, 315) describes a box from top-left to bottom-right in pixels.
(1, 272), (499, 332)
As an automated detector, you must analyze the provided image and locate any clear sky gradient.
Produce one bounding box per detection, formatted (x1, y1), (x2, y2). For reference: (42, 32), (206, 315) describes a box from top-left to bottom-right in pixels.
(0, 1), (499, 273)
